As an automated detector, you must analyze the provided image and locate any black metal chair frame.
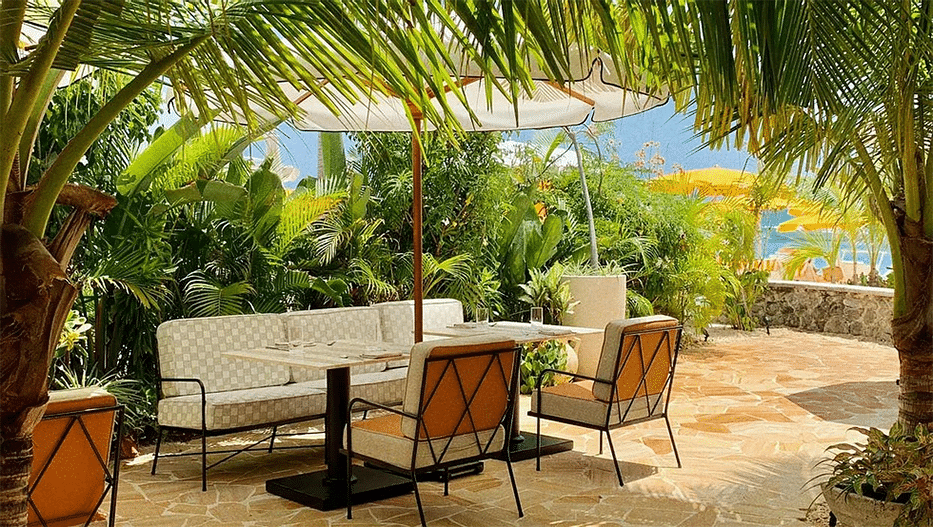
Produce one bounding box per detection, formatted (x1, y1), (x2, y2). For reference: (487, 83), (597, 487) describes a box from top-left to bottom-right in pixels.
(344, 345), (523, 527)
(28, 403), (124, 527)
(530, 324), (683, 486)
(150, 376), (325, 491)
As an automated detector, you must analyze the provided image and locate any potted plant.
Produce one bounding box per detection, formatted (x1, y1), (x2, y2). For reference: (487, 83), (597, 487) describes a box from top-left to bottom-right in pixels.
(816, 423), (933, 527)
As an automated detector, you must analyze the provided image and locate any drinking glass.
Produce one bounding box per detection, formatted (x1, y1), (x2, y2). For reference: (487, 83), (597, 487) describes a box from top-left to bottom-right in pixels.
(475, 307), (489, 327)
(530, 306), (544, 327)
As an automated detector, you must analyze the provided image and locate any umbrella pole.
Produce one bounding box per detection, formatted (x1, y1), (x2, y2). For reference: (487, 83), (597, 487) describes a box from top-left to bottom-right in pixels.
(413, 117), (423, 343)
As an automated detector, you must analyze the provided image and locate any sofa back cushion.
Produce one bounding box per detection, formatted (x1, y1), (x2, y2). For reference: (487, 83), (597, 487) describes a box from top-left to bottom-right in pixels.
(157, 314), (290, 397)
(375, 298), (464, 345)
(286, 307), (383, 382)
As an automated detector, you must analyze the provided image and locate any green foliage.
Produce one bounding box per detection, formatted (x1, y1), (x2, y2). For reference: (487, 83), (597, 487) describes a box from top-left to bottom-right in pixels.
(820, 423), (933, 527)
(29, 70), (162, 192)
(55, 310), (92, 358)
(519, 340), (570, 395)
(50, 366), (155, 439)
(518, 263), (578, 325)
(722, 270), (769, 331)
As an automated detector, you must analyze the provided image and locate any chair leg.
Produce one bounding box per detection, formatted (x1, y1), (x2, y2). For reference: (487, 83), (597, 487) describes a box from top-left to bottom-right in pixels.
(411, 470), (426, 527)
(200, 427), (208, 492)
(504, 457), (523, 518)
(443, 468), (449, 496)
(604, 430), (624, 487)
(599, 431), (604, 455)
(346, 449), (353, 519)
(665, 416), (682, 468)
(268, 426), (277, 453)
(151, 427), (164, 475)
(535, 414), (541, 472)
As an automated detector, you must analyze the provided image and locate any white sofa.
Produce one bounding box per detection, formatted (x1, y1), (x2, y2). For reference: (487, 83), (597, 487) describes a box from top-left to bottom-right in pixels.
(152, 299), (463, 489)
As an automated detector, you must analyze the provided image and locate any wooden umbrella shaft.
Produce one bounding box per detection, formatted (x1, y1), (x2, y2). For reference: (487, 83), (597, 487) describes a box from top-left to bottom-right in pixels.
(412, 118), (423, 343)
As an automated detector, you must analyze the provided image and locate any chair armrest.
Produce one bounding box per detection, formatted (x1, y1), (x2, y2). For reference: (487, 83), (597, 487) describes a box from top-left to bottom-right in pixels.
(158, 377), (207, 398)
(536, 369), (613, 390)
(347, 397), (417, 421)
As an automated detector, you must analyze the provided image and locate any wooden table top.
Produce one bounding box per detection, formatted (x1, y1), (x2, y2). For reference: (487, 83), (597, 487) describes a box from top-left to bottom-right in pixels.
(422, 321), (602, 344)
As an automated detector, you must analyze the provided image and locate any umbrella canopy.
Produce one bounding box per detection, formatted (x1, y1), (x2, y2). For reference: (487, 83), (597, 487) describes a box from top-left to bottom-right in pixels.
(651, 167), (758, 197)
(202, 50), (665, 341)
(777, 213), (860, 233)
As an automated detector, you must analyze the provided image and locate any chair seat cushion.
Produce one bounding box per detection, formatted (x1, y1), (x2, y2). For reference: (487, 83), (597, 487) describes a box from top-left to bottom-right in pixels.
(157, 382), (326, 431)
(305, 367), (409, 407)
(347, 414), (505, 470)
(531, 380), (661, 428)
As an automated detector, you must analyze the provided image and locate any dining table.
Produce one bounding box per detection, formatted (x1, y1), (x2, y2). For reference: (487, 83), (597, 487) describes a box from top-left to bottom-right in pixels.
(423, 321), (603, 461)
(223, 339), (412, 511)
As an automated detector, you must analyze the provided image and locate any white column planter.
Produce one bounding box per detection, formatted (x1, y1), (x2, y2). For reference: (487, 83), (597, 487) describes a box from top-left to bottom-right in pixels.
(560, 274), (626, 377)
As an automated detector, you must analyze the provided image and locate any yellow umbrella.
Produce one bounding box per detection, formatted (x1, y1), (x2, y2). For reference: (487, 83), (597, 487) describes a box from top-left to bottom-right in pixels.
(652, 167), (756, 196)
(777, 213), (859, 233)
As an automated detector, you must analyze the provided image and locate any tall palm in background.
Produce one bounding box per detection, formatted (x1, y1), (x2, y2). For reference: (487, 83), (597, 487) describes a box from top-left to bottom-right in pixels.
(632, 1), (933, 428)
(0, 2), (657, 525)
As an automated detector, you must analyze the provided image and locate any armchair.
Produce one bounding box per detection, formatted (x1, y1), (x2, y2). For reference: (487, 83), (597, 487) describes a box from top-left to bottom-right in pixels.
(344, 334), (522, 526)
(529, 315), (683, 486)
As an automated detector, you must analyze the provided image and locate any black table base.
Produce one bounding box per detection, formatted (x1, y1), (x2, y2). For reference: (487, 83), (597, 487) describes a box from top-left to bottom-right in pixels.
(496, 433), (573, 462)
(266, 466), (413, 511)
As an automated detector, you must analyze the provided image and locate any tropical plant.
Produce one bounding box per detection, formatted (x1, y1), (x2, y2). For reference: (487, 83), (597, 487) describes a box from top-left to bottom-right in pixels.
(818, 423), (933, 527)
(634, 0), (933, 428)
(519, 339), (570, 395)
(518, 263), (578, 325)
(781, 231), (844, 282)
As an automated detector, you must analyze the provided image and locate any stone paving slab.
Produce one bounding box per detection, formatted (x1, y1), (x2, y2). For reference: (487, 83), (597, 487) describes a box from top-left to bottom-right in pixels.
(97, 328), (899, 526)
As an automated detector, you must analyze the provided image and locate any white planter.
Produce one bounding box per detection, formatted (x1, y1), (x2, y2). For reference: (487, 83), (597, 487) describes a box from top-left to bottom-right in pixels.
(560, 274), (626, 377)
(820, 483), (928, 527)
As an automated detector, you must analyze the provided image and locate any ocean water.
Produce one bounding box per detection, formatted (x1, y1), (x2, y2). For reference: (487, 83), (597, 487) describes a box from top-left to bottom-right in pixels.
(759, 210), (893, 277)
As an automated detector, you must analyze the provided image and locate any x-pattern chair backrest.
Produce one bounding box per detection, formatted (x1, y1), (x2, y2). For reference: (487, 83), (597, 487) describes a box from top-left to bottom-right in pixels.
(28, 404), (123, 527)
(415, 344), (517, 466)
(609, 326), (680, 422)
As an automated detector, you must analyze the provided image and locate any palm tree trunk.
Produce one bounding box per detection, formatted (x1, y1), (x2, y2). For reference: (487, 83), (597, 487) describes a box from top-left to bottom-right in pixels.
(1, 185), (115, 527)
(891, 217), (933, 429)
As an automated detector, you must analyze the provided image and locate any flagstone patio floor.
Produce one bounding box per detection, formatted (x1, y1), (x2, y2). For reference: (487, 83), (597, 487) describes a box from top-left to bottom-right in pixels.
(106, 327), (899, 526)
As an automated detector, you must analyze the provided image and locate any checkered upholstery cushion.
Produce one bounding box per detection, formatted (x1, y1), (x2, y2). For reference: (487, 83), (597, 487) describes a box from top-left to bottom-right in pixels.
(157, 314), (290, 397)
(374, 299), (464, 345)
(285, 307), (384, 382)
(305, 367), (409, 407)
(157, 381), (327, 430)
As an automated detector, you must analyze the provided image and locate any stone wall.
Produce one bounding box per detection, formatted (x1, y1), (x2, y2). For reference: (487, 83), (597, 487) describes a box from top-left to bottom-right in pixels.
(751, 280), (894, 345)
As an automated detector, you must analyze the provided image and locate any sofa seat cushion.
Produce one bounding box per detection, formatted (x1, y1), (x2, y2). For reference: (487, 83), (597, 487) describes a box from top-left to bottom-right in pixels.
(306, 367), (409, 408)
(157, 382), (327, 431)
(346, 414), (504, 470)
(531, 380), (661, 428)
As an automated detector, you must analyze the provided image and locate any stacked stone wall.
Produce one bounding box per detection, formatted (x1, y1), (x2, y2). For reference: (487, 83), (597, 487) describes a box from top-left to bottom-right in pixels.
(751, 280), (894, 345)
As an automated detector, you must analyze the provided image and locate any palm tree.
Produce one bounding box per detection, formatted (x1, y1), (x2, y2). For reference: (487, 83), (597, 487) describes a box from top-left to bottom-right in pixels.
(0, 3), (643, 524)
(633, 1), (933, 428)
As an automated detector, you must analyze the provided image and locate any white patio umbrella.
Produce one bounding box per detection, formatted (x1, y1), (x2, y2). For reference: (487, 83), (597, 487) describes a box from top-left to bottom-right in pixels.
(208, 50), (666, 341)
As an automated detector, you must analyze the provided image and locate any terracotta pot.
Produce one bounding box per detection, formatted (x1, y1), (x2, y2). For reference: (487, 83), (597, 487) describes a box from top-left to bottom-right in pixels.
(820, 483), (930, 527)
